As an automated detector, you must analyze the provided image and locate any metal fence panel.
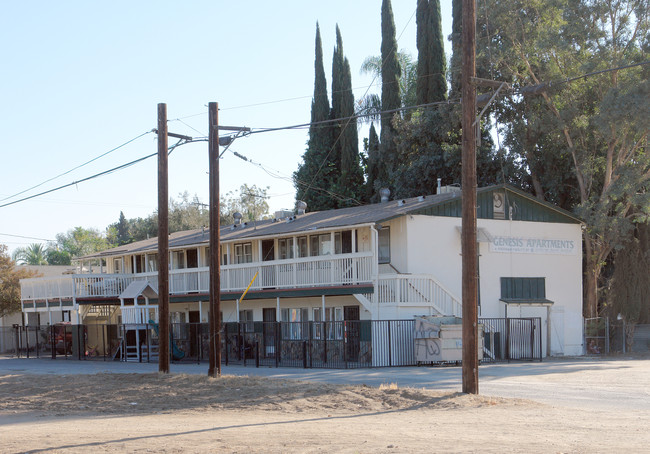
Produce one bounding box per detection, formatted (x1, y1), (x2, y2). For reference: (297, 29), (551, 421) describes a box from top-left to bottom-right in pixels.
(4, 318), (545, 366)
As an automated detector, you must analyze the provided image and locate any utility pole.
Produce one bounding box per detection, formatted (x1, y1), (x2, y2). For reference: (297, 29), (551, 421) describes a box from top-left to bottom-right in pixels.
(157, 103), (170, 374)
(208, 102), (222, 377)
(461, 0), (479, 394)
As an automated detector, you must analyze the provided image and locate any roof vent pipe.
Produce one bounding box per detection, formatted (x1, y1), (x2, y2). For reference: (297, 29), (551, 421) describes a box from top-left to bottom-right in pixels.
(233, 212), (243, 225)
(379, 188), (391, 203)
(437, 178), (442, 194)
(296, 200), (307, 215)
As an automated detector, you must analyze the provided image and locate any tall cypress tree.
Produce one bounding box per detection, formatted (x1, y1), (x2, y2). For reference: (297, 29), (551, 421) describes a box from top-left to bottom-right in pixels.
(415, 0), (430, 106)
(294, 23), (337, 211)
(428, 0), (447, 102)
(416, 0), (447, 105)
(449, 0), (463, 98)
(331, 25), (364, 207)
(377, 0), (401, 197)
(365, 123), (380, 201)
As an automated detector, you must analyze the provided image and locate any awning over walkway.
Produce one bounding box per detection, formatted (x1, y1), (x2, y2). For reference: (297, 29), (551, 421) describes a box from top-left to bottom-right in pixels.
(499, 298), (554, 307)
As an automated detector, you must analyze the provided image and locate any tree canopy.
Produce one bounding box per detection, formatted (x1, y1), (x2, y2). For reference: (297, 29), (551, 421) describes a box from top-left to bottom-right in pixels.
(0, 244), (40, 317)
(478, 0), (650, 316)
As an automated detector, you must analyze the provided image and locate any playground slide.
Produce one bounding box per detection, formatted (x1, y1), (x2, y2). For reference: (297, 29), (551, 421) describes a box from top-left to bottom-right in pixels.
(148, 320), (186, 360)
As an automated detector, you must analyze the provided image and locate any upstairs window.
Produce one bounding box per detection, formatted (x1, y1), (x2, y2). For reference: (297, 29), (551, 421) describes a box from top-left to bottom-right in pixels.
(378, 227), (390, 264)
(146, 253), (158, 272)
(234, 242), (252, 264)
(172, 251), (185, 269)
(297, 236), (308, 257)
(278, 238), (294, 260)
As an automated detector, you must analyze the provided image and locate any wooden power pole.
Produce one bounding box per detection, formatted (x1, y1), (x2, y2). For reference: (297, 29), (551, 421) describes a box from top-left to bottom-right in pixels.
(208, 102), (222, 377)
(157, 103), (170, 374)
(461, 0), (479, 394)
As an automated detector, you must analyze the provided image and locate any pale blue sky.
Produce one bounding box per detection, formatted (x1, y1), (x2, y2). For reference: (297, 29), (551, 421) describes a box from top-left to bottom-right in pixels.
(0, 1), (452, 254)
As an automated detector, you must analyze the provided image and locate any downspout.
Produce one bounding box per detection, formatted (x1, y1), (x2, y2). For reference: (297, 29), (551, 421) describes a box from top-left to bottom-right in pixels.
(369, 224), (380, 319)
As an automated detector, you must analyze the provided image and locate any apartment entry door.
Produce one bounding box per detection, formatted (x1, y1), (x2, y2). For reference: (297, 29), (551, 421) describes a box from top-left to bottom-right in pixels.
(261, 240), (275, 287)
(344, 305), (360, 362)
(188, 310), (200, 359)
(262, 308), (277, 358)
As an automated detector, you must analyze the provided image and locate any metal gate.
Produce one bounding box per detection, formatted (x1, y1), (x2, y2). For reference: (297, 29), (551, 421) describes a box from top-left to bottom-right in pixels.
(481, 317), (543, 362)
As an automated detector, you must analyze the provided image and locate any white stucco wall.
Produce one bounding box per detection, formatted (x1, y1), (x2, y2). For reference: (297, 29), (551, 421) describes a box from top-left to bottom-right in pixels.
(403, 215), (583, 356)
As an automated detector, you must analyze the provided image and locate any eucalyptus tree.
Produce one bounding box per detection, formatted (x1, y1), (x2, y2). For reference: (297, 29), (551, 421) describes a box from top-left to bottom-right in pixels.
(479, 0), (650, 317)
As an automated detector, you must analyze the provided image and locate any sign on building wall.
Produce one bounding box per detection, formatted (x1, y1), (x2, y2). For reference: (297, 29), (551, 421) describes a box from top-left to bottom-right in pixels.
(490, 236), (577, 255)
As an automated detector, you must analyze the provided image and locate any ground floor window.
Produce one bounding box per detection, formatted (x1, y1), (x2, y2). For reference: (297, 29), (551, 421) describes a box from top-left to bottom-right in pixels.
(281, 307), (308, 340)
(170, 311), (187, 340)
(239, 309), (254, 332)
(500, 277), (546, 299)
(312, 307), (343, 340)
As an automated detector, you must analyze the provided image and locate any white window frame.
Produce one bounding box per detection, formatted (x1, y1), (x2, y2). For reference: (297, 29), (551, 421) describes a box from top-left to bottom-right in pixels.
(234, 242), (253, 264)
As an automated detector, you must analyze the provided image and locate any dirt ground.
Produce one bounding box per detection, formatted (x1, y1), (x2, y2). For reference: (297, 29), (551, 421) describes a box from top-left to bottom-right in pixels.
(0, 363), (649, 453)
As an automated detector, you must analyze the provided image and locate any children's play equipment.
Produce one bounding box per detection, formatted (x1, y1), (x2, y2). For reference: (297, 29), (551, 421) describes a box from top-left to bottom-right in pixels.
(149, 320), (185, 360)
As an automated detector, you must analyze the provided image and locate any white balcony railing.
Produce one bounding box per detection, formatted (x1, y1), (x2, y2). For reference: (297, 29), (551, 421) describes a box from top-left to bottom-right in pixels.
(368, 274), (462, 317)
(21, 252), (375, 301)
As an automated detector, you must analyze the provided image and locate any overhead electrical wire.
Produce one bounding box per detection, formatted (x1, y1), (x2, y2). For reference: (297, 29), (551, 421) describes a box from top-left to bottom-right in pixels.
(3, 57), (645, 210)
(0, 233), (55, 242)
(1, 130), (154, 203)
(0, 139), (186, 209)
(228, 147), (361, 206)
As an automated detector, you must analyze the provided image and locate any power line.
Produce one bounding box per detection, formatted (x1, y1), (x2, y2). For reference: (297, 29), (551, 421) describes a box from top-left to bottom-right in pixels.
(0, 139), (188, 209)
(0, 233), (55, 242)
(248, 99), (458, 135)
(0, 130), (153, 203)
(228, 147), (361, 206)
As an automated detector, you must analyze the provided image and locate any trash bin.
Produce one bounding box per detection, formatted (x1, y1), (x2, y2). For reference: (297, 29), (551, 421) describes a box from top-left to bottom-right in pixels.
(414, 316), (483, 363)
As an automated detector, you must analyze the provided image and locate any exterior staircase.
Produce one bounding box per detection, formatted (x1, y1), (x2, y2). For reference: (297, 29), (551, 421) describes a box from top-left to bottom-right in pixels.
(356, 274), (462, 318)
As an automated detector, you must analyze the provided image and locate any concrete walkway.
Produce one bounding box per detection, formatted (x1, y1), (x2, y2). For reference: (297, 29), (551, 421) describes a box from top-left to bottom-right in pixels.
(2, 355), (648, 412)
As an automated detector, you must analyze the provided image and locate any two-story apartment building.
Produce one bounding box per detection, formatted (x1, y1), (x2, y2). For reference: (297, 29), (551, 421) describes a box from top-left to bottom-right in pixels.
(20, 184), (585, 362)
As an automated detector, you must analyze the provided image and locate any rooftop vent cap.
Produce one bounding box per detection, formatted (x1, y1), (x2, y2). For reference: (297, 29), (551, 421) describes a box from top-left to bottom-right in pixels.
(296, 200), (308, 215)
(397, 199), (406, 207)
(418, 195), (426, 202)
(379, 188), (391, 203)
(233, 212), (243, 225)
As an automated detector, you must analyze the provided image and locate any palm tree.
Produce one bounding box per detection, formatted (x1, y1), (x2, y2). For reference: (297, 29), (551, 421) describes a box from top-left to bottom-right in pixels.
(12, 243), (48, 265)
(357, 51), (418, 122)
